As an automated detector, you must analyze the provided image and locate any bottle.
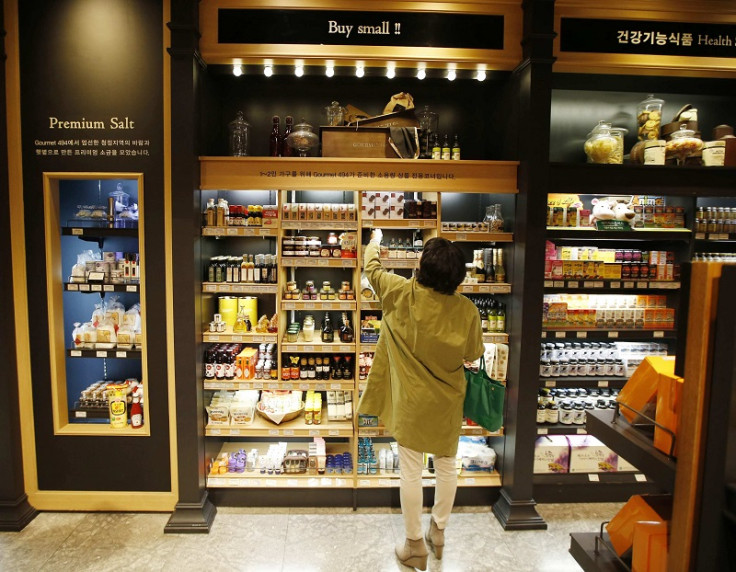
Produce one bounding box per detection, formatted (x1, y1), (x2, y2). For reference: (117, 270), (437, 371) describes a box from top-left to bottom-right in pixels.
(231, 257), (240, 283)
(130, 397), (143, 428)
(262, 254), (271, 283)
(225, 257), (234, 283)
(205, 198), (216, 226)
(246, 254), (255, 283)
(321, 313), (334, 343)
(340, 312), (354, 343)
(494, 249), (506, 283)
(281, 116), (294, 157)
(207, 257), (217, 282)
(479, 300), (489, 332)
(268, 254), (277, 284)
(487, 299), (498, 332)
(431, 134), (441, 160)
(441, 134), (451, 160)
(253, 254), (262, 283)
(269, 115), (281, 157)
(451, 134), (461, 160)
(240, 256), (248, 283)
(483, 249), (495, 283)
(496, 302), (506, 332)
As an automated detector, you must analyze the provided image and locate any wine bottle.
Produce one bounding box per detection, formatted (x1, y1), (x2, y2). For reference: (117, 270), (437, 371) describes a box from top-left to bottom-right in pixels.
(441, 134), (451, 160)
(494, 248), (506, 283)
(340, 312), (355, 342)
(452, 134), (461, 160)
(321, 312), (334, 343)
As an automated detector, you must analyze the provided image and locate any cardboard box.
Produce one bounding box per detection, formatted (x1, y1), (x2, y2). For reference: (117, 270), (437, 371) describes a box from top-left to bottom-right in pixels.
(321, 126), (396, 158)
(654, 371), (684, 456)
(632, 521), (668, 572)
(533, 435), (569, 474)
(567, 435), (618, 473)
(606, 494), (672, 557)
(374, 192), (392, 219)
(617, 356), (676, 423)
(236, 347), (259, 380)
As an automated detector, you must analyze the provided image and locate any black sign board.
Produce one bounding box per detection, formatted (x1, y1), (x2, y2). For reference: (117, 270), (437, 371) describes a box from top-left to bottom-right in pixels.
(561, 18), (736, 59)
(218, 9), (504, 50)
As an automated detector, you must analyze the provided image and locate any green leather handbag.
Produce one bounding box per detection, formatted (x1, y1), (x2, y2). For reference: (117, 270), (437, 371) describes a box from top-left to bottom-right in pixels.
(463, 356), (505, 432)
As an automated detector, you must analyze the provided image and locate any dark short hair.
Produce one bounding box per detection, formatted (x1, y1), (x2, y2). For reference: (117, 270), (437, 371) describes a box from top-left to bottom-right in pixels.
(417, 237), (466, 295)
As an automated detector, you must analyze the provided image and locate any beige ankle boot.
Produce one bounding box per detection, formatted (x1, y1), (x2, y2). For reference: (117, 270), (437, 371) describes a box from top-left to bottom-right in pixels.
(395, 537), (428, 570)
(425, 518), (445, 559)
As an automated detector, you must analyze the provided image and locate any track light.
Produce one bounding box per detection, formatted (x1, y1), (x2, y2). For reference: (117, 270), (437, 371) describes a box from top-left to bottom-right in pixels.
(446, 69), (456, 81)
(232, 64), (243, 77)
(476, 69), (487, 82)
(416, 67), (426, 80)
(355, 65), (365, 78)
(325, 65), (335, 77)
(386, 65), (396, 79)
(294, 65), (304, 77)
(263, 65), (273, 77)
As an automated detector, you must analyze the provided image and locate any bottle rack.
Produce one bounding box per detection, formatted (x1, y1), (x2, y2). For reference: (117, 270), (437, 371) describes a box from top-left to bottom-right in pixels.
(197, 157), (517, 493)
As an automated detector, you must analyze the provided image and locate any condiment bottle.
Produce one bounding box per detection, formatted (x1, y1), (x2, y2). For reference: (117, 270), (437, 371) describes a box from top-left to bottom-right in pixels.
(130, 397), (143, 429)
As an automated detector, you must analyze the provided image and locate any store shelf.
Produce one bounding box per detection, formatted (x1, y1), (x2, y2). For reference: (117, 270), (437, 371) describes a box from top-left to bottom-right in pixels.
(540, 377), (627, 389)
(206, 442), (354, 489)
(357, 471), (501, 488)
(203, 330), (278, 343)
(281, 257), (357, 268)
(458, 283), (512, 295)
(569, 532), (629, 572)
(281, 334), (355, 353)
(550, 162), (736, 197)
(440, 231), (513, 242)
(362, 219), (437, 229)
(483, 333), (509, 344)
(543, 279), (680, 291)
(67, 348), (141, 359)
(361, 300), (382, 310)
(586, 409), (676, 492)
(358, 425), (503, 438)
(694, 232), (736, 242)
(542, 329), (677, 341)
(65, 282), (139, 293)
(281, 220), (358, 230)
(205, 412), (353, 437)
(202, 225), (279, 237)
(546, 227), (692, 242)
(199, 157), (520, 194)
(61, 226), (138, 238)
(202, 283), (278, 294)
(373, 258), (420, 269)
(536, 423), (589, 436)
(281, 300), (356, 311)
(534, 472), (648, 485)
(204, 379), (356, 391)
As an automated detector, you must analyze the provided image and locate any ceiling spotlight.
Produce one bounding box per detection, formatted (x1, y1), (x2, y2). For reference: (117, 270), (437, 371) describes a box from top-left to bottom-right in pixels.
(446, 69), (456, 81)
(355, 65), (365, 78)
(294, 65), (304, 77)
(263, 65), (273, 77)
(416, 67), (426, 80)
(325, 65), (335, 77)
(476, 69), (487, 82)
(386, 65), (396, 79)
(232, 64), (243, 77)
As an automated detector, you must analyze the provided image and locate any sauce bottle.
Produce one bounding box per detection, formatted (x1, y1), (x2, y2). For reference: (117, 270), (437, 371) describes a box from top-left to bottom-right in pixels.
(130, 397), (143, 429)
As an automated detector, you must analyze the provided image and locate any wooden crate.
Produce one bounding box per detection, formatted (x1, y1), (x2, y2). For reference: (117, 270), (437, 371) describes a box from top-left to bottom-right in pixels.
(320, 126), (397, 158)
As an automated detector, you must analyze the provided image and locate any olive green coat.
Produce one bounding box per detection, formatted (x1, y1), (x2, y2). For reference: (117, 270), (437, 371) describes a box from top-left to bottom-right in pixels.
(357, 241), (485, 457)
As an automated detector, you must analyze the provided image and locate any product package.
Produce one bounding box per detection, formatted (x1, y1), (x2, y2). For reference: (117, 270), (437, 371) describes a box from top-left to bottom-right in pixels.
(632, 521), (668, 572)
(606, 494), (672, 557)
(617, 356), (676, 424)
(533, 435), (569, 474)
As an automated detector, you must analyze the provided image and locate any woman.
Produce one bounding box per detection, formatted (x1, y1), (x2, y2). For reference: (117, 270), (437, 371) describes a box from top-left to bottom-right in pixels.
(357, 230), (485, 570)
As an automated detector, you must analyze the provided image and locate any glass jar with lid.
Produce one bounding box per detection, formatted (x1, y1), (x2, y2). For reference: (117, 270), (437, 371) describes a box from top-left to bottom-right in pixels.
(665, 124), (703, 165)
(584, 121), (618, 164)
(637, 95), (665, 141)
(228, 111), (251, 156)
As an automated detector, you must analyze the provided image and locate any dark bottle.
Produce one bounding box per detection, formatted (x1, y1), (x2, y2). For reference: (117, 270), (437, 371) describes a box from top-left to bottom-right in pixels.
(332, 355), (343, 379)
(269, 115), (282, 157)
(431, 134), (441, 160)
(343, 355), (353, 379)
(340, 312), (354, 343)
(281, 116), (294, 157)
(441, 134), (451, 160)
(253, 254), (262, 283)
(315, 356), (324, 380)
(262, 254), (271, 283)
(204, 349), (215, 379)
(452, 134), (461, 160)
(268, 254), (277, 284)
(321, 312), (334, 343)
(484, 249), (495, 283)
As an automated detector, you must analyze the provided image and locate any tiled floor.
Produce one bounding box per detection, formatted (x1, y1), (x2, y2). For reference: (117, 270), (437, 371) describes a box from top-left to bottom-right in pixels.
(0, 502), (622, 571)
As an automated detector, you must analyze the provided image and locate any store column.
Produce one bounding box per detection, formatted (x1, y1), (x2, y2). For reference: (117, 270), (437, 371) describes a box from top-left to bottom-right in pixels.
(0, 2), (37, 531)
(491, 0), (555, 530)
(164, 0), (216, 533)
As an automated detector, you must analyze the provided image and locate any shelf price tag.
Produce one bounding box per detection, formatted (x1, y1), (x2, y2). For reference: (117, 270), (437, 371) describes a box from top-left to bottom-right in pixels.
(328, 430), (340, 436)
(588, 474), (600, 482)
(282, 383), (294, 390)
(79, 284), (90, 292)
(568, 281), (579, 289)
(67, 284), (79, 291)
(339, 345), (351, 352)
(479, 285), (491, 293)
(283, 429), (295, 436)
(72, 228), (83, 235)
(378, 479), (393, 487)
(590, 281), (604, 288)
(576, 332), (587, 339)
(456, 233), (467, 241)
(653, 331), (665, 338)
(576, 427), (587, 434)
(75, 411), (87, 418)
(126, 285), (137, 292)
(71, 350), (82, 357)
(608, 331), (619, 338)
(330, 383), (342, 390)
(637, 282), (648, 289)
(103, 285), (114, 292)
(623, 282), (634, 289)
(315, 384), (326, 391)
(302, 346), (314, 352)
(544, 281), (553, 288)
(537, 427), (549, 435)
(635, 474), (647, 482)
(464, 478), (476, 485)
(230, 429), (240, 436)
(555, 332), (566, 339)
(610, 282), (620, 289)
(553, 281), (565, 288)
(544, 380), (556, 388)
(317, 259), (329, 267)
(268, 429), (280, 436)
(309, 429), (320, 436)
(116, 351), (127, 358)
(96, 351), (108, 358)
(359, 479), (370, 487)
(287, 479), (299, 487)
(210, 428), (221, 436)
(597, 380), (609, 388)
(226, 227), (238, 236)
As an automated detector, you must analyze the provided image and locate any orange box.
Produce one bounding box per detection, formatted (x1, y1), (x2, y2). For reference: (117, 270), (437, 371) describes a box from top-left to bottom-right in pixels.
(236, 347), (259, 380)
(606, 494), (672, 556)
(617, 356), (676, 423)
(632, 521), (668, 572)
(654, 372), (683, 456)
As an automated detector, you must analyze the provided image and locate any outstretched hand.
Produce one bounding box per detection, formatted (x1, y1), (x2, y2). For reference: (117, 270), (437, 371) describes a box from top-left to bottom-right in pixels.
(370, 228), (383, 244)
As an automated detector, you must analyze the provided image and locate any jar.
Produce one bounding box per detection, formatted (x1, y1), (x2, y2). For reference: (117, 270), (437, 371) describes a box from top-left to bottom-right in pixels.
(665, 124), (703, 166)
(637, 94), (665, 141)
(609, 127), (628, 164)
(302, 315), (315, 342)
(584, 121), (618, 164)
(644, 140), (666, 165)
(702, 140), (726, 167)
(228, 111), (251, 157)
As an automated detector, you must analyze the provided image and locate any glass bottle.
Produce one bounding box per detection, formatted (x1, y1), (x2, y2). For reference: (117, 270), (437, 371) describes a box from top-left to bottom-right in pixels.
(479, 301), (488, 332)
(340, 312), (354, 343)
(494, 248), (506, 283)
(431, 134), (441, 160)
(281, 116), (294, 157)
(269, 115), (281, 157)
(441, 134), (451, 160)
(205, 198), (216, 226)
(487, 299), (498, 332)
(321, 313), (334, 343)
(228, 111), (250, 157)
(496, 302), (506, 332)
(451, 134), (461, 160)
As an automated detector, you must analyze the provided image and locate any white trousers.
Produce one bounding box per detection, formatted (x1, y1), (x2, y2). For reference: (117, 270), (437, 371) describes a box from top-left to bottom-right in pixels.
(399, 444), (458, 540)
